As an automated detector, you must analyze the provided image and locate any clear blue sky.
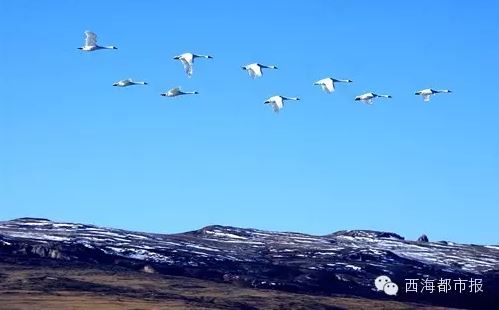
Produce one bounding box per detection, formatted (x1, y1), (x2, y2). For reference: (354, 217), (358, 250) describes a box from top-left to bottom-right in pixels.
(1, 1), (498, 244)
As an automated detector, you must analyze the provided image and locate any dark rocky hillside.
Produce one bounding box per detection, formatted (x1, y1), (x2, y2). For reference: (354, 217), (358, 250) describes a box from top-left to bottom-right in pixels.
(1, 218), (498, 309)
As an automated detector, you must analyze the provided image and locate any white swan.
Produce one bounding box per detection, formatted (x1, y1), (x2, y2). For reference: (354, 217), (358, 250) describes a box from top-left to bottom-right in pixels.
(354, 92), (392, 105)
(242, 63), (277, 78)
(112, 79), (147, 87)
(314, 77), (352, 93)
(264, 95), (300, 113)
(415, 88), (452, 102)
(173, 52), (213, 77)
(160, 87), (199, 97)
(78, 31), (117, 51)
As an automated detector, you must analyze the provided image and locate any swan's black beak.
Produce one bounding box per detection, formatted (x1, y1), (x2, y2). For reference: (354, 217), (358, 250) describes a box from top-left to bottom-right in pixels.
(355, 97), (360, 101)
(112, 84), (117, 86)
(264, 100), (269, 104)
(77, 47), (83, 50)
(241, 67), (246, 70)
(414, 92), (420, 95)
(160, 93), (166, 96)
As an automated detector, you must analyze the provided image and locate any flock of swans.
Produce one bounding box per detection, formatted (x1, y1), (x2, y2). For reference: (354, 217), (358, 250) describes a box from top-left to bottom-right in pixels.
(79, 31), (452, 113)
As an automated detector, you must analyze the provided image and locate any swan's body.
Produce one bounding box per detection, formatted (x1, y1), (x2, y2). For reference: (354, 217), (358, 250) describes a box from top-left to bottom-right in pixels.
(314, 77), (352, 93)
(78, 31), (117, 51)
(264, 95), (300, 113)
(242, 63), (277, 78)
(173, 52), (213, 77)
(415, 88), (452, 102)
(161, 87), (199, 97)
(354, 92), (392, 104)
(113, 79), (147, 87)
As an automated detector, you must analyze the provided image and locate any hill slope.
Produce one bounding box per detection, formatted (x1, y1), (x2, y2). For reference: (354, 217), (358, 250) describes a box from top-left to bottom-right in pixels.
(1, 218), (498, 309)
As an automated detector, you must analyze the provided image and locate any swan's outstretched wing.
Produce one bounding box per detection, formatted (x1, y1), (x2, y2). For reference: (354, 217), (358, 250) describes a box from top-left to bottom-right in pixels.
(169, 87), (182, 96)
(315, 78), (334, 93)
(247, 67), (257, 78)
(323, 79), (335, 93)
(423, 94), (431, 102)
(270, 102), (279, 113)
(249, 65), (262, 78)
(84, 31), (97, 47)
(180, 58), (193, 77)
(271, 101), (283, 113)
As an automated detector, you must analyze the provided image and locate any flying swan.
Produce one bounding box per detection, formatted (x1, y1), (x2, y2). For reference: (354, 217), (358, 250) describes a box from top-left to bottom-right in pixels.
(78, 31), (117, 51)
(160, 87), (199, 97)
(112, 79), (147, 87)
(415, 88), (452, 102)
(264, 95), (300, 113)
(314, 77), (352, 93)
(173, 53), (213, 77)
(354, 92), (392, 104)
(242, 63), (278, 78)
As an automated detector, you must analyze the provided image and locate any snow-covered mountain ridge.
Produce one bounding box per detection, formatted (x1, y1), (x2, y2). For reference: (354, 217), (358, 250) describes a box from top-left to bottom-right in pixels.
(1, 217), (498, 308)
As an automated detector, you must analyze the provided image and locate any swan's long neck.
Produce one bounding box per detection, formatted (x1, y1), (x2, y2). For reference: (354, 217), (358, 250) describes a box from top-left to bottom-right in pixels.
(194, 54), (212, 59)
(262, 65), (277, 69)
(135, 81), (147, 85)
(435, 89), (451, 93)
(283, 96), (299, 101)
(184, 91), (199, 95)
(377, 94), (392, 98)
(337, 79), (352, 83)
(104, 45), (117, 49)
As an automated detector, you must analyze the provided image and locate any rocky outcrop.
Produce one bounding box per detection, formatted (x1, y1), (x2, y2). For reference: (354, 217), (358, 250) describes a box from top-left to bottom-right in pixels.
(417, 234), (429, 242)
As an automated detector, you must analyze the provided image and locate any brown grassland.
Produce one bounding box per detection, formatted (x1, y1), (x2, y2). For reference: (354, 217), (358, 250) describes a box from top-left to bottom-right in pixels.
(0, 262), (457, 310)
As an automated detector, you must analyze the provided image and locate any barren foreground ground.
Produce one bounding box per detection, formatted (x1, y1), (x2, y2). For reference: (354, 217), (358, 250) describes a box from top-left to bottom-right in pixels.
(0, 262), (455, 310)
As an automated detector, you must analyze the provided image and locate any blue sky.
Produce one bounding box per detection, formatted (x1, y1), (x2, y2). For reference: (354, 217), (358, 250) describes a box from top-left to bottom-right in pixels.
(1, 1), (498, 244)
